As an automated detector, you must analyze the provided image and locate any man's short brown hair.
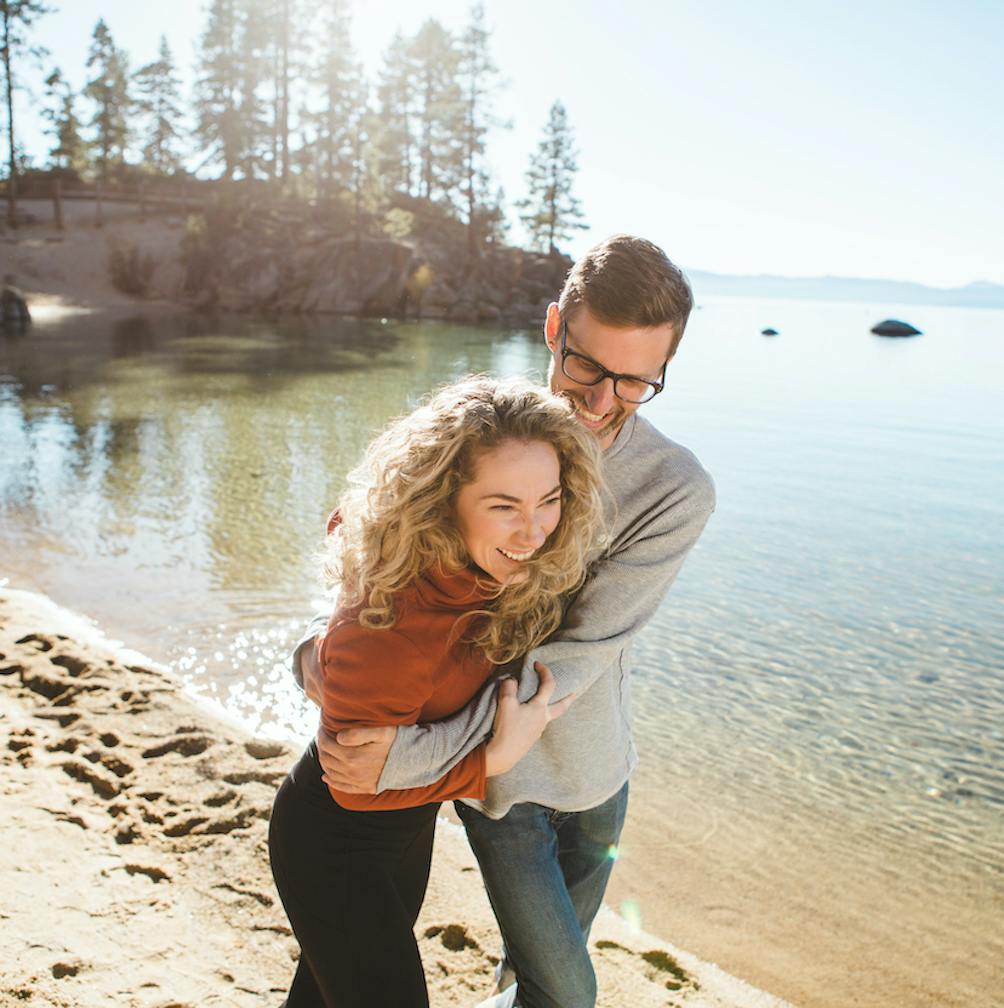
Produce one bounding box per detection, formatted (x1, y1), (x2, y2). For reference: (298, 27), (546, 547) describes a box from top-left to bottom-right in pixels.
(557, 234), (693, 356)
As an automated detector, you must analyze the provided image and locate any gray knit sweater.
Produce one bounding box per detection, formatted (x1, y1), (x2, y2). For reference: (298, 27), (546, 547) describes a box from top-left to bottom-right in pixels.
(293, 412), (714, 819)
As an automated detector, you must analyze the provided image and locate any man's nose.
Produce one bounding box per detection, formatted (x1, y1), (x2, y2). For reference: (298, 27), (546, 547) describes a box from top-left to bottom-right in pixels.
(585, 377), (616, 414)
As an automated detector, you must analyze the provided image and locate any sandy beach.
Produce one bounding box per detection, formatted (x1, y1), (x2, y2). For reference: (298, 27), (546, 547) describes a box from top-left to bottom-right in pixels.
(0, 584), (790, 1008)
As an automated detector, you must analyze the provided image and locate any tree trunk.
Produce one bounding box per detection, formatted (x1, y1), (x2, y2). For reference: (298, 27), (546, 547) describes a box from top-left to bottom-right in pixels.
(52, 176), (63, 230)
(279, 0), (289, 186)
(3, 4), (18, 230)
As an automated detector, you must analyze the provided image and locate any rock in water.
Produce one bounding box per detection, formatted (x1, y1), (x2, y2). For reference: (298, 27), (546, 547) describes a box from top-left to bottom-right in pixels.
(1, 277), (31, 328)
(761, 327), (779, 336)
(871, 318), (921, 337)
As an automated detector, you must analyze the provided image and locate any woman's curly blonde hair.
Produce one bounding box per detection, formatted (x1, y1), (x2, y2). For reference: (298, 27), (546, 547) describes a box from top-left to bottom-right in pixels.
(322, 375), (606, 664)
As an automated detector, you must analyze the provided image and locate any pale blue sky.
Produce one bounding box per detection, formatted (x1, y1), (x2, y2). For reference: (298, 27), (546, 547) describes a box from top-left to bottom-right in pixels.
(15, 0), (1004, 287)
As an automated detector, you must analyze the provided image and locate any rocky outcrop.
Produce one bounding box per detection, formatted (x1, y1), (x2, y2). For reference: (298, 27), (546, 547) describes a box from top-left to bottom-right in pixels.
(179, 204), (571, 326)
(871, 319), (922, 337)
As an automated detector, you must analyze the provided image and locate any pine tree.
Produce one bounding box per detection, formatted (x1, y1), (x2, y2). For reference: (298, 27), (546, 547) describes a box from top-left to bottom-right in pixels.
(132, 36), (184, 175)
(2, 0), (52, 227)
(305, 0), (361, 201)
(345, 80), (379, 244)
(518, 100), (587, 252)
(374, 30), (416, 197)
(195, 0), (241, 179)
(84, 18), (130, 183)
(42, 67), (87, 174)
(408, 19), (461, 204)
(233, 0), (271, 179)
(267, 0), (301, 185)
(457, 3), (507, 254)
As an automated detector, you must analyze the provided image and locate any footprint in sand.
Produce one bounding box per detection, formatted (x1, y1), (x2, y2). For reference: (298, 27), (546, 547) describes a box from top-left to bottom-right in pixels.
(6, 728), (35, 753)
(206, 789), (239, 807)
(35, 709), (82, 727)
(142, 734), (212, 759)
(244, 740), (287, 760)
(60, 758), (121, 799)
(15, 632), (55, 652)
(51, 959), (85, 979)
(49, 653), (94, 678)
(423, 924), (480, 952)
(223, 769), (286, 786)
(594, 940), (696, 994)
(124, 863), (171, 883)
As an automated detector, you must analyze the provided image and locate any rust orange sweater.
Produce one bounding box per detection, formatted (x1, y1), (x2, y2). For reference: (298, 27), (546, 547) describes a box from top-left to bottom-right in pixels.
(319, 564), (497, 811)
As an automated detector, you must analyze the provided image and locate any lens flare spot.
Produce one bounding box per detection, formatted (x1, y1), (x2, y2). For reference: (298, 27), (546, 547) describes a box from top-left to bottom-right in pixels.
(620, 899), (642, 931)
(606, 844), (620, 861)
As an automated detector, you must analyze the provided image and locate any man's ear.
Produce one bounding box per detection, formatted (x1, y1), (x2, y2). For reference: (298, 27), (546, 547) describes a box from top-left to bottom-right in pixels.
(544, 302), (561, 352)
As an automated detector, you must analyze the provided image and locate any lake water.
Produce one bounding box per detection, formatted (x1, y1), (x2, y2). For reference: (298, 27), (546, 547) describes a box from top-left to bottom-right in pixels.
(1, 299), (1002, 1007)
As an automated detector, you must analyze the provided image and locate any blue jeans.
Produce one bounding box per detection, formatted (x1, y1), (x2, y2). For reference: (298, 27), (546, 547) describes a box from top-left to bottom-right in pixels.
(455, 782), (629, 1008)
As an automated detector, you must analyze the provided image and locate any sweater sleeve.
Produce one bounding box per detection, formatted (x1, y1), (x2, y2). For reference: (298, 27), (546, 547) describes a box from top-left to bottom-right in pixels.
(377, 456), (716, 792)
(319, 622), (487, 810)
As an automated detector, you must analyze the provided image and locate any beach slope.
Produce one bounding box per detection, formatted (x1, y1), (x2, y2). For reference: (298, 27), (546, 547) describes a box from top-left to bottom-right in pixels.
(0, 586), (790, 1008)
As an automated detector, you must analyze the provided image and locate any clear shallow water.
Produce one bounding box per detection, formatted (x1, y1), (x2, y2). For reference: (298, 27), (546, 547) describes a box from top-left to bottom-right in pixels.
(2, 300), (1002, 998)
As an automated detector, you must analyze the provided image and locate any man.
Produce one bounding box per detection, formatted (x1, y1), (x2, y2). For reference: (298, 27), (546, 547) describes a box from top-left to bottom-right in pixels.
(292, 234), (715, 1007)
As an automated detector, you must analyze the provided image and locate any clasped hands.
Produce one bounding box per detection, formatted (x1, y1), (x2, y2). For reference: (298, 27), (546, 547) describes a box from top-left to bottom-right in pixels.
(302, 643), (573, 793)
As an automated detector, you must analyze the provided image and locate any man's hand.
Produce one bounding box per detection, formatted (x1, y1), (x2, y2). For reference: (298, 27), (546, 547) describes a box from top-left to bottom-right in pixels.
(485, 662), (573, 777)
(317, 724), (397, 794)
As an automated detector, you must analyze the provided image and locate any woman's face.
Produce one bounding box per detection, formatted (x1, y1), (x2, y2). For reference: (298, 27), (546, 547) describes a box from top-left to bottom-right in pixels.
(454, 438), (563, 584)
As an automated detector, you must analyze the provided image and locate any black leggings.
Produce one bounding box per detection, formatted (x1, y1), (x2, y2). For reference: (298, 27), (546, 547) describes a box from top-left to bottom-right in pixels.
(268, 741), (440, 1007)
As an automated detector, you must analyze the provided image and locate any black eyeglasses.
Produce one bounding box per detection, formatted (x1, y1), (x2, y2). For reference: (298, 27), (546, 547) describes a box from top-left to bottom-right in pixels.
(559, 322), (667, 404)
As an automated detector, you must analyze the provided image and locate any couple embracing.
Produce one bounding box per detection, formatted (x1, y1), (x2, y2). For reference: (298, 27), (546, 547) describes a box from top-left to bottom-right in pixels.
(268, 234), (715, 1007)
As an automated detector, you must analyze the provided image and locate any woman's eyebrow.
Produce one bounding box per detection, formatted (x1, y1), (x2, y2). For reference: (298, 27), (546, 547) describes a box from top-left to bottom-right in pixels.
(480, 484), (562, 503)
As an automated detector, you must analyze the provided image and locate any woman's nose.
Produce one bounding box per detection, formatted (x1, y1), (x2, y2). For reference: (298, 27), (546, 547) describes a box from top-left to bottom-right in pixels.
(515, 514), (548, 548)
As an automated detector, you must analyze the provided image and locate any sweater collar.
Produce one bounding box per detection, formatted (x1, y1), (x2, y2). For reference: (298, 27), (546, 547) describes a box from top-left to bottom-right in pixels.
(415, 563), (500, 608)
(603, 412), (638, 461)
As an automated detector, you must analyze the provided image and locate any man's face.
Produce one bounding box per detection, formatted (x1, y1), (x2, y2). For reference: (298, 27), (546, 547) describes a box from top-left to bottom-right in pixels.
(543, 303), (677, 450)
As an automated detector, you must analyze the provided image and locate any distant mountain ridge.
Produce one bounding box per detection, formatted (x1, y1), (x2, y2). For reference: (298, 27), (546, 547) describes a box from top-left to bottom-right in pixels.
(686, 269), (1004, 309)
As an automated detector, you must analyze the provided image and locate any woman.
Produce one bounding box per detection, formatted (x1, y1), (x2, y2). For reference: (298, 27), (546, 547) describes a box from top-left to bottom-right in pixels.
(269, 376), (605, 1008)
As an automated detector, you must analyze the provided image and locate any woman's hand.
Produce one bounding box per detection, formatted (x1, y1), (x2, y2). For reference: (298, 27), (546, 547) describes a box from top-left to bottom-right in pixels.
(485, 662), (574, 777)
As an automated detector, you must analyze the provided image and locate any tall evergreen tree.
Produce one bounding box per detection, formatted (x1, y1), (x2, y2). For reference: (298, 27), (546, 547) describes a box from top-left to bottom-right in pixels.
(84, 18), (130, 183)
(374, 30), (416, 197)
(2, 0), (52, 226)
(518, 100), (587, 252)
(132, 36), (184, 174)
(305, 0), (361, 201)
(195, 0), (241, 179)
(457, 3), (506, 254)
(407, 19), (461, 203)
(233, 0), (271, 179)
(42, 67), (87, 174)
(268, 0), (300, 184)
(345, 80), (379, 244)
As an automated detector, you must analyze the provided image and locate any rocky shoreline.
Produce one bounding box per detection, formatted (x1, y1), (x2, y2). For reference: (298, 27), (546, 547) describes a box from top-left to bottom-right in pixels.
(3, 196), (571, 327)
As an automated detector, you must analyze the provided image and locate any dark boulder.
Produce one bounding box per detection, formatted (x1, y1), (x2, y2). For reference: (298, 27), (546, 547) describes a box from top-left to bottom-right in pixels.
(761, 327), (778, 336)
(1, 276), (31, 328)
(871, 318), (921, 337)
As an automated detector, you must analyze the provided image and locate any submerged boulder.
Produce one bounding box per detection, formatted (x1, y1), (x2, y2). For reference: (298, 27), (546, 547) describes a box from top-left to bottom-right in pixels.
(871, 318), (921, 337)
